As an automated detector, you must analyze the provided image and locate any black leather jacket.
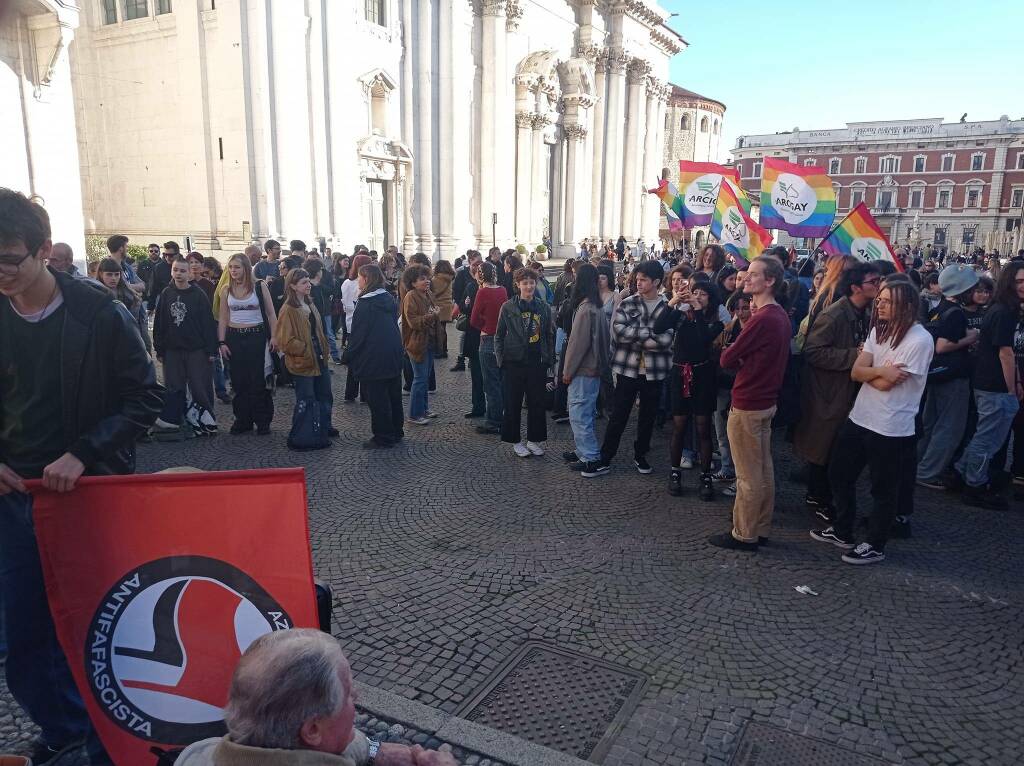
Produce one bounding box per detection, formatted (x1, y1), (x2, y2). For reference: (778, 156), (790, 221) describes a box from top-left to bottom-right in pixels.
(0, 269), (164, 475)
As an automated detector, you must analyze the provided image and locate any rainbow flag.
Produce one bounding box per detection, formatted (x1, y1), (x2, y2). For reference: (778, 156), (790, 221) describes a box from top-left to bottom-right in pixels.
(710, 178), (772, 267)
(648, 179), (685, 230)
(819, 202), (904, 271)
(678, 161), (743, 226)
(759, 158), (836, 236)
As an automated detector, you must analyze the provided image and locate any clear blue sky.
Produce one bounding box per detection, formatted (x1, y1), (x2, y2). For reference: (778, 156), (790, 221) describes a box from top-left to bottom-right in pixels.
(662, 0), (1024, 163)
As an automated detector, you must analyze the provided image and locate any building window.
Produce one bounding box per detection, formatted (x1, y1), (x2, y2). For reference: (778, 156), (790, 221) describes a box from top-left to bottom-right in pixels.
(803, 159), (815, 167)
(102, 0), (118, 23)
(1013, 189), (1024, 209)
(699, 116), (708, 132)
(752, 160), (762, 178)
(854, 157), (866, 174)
(878, 189), (894, 211)
(937, 188), (952, 208)
(829, 158), (841, 175)
(1018, 153), (1024, 170)
(941, 154), (954, 172)
(365, 0), (385, 25)
(971, 153), (984, 171)
(966, 187), (981, 208)
(680, 114), (689, 131)
(880, 155), (898, 174)
(123, 0), (148, 20)
(664, 113), (669, 130)
(913, 155), (925, 172)
(156, 0), (171, 12)
(850, 186), (865, 207)
(909, 187), (924, 209)
(713, 119), (719, 134)
(832, 184), (841, 207)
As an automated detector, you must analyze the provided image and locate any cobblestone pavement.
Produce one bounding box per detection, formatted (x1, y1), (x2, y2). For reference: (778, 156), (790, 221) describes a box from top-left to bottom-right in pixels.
(4, 336), (1024, 765)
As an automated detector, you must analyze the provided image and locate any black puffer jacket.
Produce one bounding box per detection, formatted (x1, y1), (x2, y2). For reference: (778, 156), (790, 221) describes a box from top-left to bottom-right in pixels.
(0, 269), (163, 475)
(346, 289), (404, 381)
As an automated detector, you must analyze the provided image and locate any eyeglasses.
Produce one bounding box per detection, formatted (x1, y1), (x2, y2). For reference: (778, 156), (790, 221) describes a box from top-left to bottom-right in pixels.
(861, 277), (881, 286)
(0, 251), (34, 276)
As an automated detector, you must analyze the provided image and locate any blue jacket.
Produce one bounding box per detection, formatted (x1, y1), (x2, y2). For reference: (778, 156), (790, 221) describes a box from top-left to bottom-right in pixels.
(346, 289), (404, 380)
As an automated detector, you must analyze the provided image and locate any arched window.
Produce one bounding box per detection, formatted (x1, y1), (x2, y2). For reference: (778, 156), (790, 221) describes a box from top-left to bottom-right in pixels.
(700, 116), (709, 132)
(680, 114), (689, 131)
(664, 113), (670, 130)
(713, 119), (719, 134)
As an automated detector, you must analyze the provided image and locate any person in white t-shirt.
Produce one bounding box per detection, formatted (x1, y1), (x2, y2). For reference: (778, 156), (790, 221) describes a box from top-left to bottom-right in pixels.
(810, 278), (934, 565)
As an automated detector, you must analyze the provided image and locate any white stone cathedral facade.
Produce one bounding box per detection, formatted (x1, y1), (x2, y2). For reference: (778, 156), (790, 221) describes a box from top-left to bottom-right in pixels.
(2, 0), (682, 261)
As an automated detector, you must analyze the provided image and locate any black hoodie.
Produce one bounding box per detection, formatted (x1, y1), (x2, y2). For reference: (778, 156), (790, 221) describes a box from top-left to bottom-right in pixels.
(153, 283), (218, 356)
(345, 289), (404, 380)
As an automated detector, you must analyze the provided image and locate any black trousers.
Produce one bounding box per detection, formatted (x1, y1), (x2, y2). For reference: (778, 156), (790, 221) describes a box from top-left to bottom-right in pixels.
(829, 420), (916, 551)
(345, 366), (364, 402)
(601, 374), (662, 463)
(465, 329), (485, 414)
(226, 326), (273, 429)
(501, 363), (548, 444)
(807, 462), (832, 505)
(362, 376), (404, 444)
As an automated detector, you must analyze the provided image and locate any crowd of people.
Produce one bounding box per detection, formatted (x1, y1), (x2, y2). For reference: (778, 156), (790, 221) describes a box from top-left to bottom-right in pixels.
(2, 183), (1024, 764)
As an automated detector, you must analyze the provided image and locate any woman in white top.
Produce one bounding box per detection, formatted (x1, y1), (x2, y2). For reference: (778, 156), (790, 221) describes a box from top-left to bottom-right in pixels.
(341, 254), (372, 402)
(217, 253), (278, 435)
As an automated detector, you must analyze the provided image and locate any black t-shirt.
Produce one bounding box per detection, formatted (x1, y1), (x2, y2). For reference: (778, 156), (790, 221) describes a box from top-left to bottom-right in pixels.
(925, 298), (969, 378)
(973, 302), (1019, 393)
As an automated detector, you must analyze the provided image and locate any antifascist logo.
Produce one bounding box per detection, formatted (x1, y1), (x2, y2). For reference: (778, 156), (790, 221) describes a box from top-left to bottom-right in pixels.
(770, 173), (818, 224)
(85, 556), (292, 743)
(851, 237), (888, 263)
(721, 206), (749, 248)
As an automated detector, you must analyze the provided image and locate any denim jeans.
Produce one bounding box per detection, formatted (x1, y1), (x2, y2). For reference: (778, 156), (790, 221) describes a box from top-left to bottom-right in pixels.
(0, 492), (107, 758)
(917, 377), (970, 481)
(955, 390), (1019, 488)
(323, 314), (340, 361)
(409, 351), (433, 419)
(479, 336), (503, 429)
(568, 375), (601, 461)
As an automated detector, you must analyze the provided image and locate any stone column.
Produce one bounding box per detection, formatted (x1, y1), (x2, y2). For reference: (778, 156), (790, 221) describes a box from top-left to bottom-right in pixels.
(514, 113), (533, 244)
(601, 49), (628, 240)
(437, 0), (455, 260)
(400, 0), (416, 252)
(639, 78), (661, 243)
(479, 1), (508, 247)
(562, 123), (588, 249)
(588, 51), (607, 240)
(414, 0), (434, 255)
(530, 114), (551, 247)
(620, 57), (649, 242)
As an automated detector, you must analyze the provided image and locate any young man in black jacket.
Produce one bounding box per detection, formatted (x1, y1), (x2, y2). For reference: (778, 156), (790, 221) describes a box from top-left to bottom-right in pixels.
(154, 256), (219, 433)
(0, 188), (163, 765)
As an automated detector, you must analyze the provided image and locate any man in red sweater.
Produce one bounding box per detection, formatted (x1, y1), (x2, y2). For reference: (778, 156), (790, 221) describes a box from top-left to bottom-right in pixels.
(709, 256), (792, 552)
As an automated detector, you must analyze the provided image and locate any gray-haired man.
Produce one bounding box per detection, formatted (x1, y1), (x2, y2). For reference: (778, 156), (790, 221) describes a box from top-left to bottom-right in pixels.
(177, 629), (456, 766)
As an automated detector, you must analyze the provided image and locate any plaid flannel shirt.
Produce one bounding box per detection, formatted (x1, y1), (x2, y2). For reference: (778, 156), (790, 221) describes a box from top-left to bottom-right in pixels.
(609, 294), (675, 381)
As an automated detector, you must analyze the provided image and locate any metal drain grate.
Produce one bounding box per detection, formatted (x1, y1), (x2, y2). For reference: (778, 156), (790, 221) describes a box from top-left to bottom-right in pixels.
(731, 723), (887, 766)
(456, 642), (647, 763)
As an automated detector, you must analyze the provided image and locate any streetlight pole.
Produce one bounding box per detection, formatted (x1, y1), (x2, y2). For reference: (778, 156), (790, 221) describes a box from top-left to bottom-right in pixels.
(492, 213), (497, 249)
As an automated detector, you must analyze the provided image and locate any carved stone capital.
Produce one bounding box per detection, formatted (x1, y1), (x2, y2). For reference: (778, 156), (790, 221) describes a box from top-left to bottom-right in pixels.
(575, 43), (603, 66)
(515, 112), (535, 129)
(532, 114), (552, 130)
(505, 0), (523, 30)
(482, 0), (506, 17)
(627, 57), (651, 84)
(607, 49), (629, 74)
(564, 124), (587, 141)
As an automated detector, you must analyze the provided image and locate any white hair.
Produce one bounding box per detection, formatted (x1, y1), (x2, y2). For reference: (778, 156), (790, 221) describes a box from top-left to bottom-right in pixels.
(224, 628), (347, 749)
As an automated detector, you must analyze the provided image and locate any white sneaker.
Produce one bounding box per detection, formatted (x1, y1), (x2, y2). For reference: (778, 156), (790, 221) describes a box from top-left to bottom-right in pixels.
(513, 442), (531, 458)
(426, 411), (439, 418)
(407, 416), (430, 425)
(680, 456), (694, 469)
(526, 441), (545, 456)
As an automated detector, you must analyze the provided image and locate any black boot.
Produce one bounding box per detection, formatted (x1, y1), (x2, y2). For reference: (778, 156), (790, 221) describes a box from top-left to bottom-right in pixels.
(450, 357), (466, 371)
(667, 469), (683, 496)
(699, 472), (714, 501)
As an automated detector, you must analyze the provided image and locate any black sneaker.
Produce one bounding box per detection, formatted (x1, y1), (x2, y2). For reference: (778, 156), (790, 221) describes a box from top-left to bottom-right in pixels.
(450, 359), (466, 372)
(916, 477), (946, 490)
(842, 542), (886, 565)
(475, 424), (500, 435)
(551, 413), (570, 424)
(809, 526), (855, 549)
(464, 411), (485, 419)
(707, 532), (758, 552)
(362, 438), (394, 449)
(814, 506), (836, 524)
(699, 473), (714, 501)
(667, 469), (682, 496)
(634, 456), (653, 474)
(962, 485), (1009, 511)
(890, 515), (912, 539)
(941, 470), (966, 492)
(804, 495), (828, 508)
(567, 459), (585, 470)
(327, 427), (340, 437)
(256, 425), (271, 436)
(563, 450), (579, 463)
(581, 461), (610, 478)
(28, 739), (83, 765)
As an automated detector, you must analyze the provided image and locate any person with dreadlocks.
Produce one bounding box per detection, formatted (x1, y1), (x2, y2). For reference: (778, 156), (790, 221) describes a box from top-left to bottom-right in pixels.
(811, 278), (933, 565)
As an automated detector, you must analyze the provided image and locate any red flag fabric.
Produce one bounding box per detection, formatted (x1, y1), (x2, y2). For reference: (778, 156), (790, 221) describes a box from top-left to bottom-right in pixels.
(30, 469), (318, 765)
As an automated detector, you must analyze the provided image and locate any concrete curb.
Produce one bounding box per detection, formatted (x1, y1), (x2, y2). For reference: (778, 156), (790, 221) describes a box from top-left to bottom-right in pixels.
(354, 681), (593, 766)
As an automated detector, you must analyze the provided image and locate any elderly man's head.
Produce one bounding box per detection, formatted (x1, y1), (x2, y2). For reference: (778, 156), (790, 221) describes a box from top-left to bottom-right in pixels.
(47, 242), (74, 273)
(224, 629), (355, 753)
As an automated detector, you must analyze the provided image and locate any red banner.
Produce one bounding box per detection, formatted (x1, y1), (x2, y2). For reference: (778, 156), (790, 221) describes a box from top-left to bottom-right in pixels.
(31, 469), (318, 765)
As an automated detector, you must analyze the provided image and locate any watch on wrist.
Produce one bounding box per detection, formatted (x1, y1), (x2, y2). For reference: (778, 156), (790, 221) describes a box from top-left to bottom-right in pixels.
(366, 738), (381, 764)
